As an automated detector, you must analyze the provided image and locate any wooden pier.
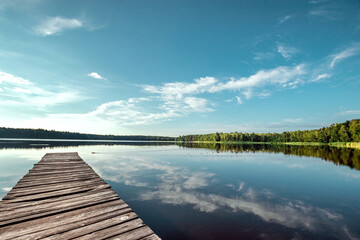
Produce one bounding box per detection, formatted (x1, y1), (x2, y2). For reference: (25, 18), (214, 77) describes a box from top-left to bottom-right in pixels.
(0, 152), (160, 240)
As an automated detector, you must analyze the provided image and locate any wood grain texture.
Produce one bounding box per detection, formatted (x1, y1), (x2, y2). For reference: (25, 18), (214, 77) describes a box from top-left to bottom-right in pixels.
(0, 152), (160, 240)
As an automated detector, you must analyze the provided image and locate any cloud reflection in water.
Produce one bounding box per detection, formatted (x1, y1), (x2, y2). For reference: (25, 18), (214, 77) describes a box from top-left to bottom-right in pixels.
(88, 150), (356, 239)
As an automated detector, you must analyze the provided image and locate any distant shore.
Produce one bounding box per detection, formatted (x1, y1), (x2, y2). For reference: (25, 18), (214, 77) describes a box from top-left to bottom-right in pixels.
(175, 141), (360, 149)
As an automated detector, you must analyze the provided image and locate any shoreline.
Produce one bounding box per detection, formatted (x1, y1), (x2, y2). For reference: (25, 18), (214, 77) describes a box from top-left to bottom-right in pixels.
(175, 141), (360, 149)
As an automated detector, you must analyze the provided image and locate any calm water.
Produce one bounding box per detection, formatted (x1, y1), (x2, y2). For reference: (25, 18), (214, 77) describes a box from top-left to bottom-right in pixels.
(1, 140), (360, 240)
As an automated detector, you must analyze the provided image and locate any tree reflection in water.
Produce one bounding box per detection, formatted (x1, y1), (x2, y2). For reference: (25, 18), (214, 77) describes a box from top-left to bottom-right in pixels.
(176, 142), (360, 170)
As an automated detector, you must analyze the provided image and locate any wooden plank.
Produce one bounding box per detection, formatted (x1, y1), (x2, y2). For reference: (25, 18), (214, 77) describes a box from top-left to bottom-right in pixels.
(140, 234), (162, 240)
(12, 176), (101, 189)
(17, 172), (99, 182)
(26, 169), (94, 176)
(0, 152), (160, 239)
(0, 187), (115, 212)
(14, 208), (134, 240)
(0, 193), (119, 226)
(44, 212), (140, 240)
(3, 183), (111, 202)
(31, 165), (92, 171)
(73, 219), (147, 240)
(107, 225), (155, 240)
(8, 179), (104, 195)
(0, 200), (127, 239)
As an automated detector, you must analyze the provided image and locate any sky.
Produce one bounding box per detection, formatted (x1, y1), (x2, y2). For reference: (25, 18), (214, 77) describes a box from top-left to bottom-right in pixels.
(0, 0), (359, 137)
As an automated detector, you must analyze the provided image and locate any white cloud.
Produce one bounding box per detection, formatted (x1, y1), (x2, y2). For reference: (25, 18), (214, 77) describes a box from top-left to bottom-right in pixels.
(0, 71), (32, 85)
(278, 15), (293, 24)
(146, 65), (304, 97)
(0, 71), (84, 108)
(0, 63), (311, 132)
(144, 76), (217, 99)
(277, 43), (299, 59)
(330, 46), (360, 68)
(242, 88), (252, 99)
(309, 0), (328, 4)
(214, 64), (305, 92)
(183, 97), (213, 112)
(142, 65), (306, 120)
(235, 96), (242, 104)
(284, 118), (303, 123)
(87, 98), (178, 126)
(257, 91), (271, 98)
(309, 5), (340, 20)
(253, 52), (275, 61)
(141, 65), (305, 119)
(88, 72), (105, 80)
(338, 110), (360, 116)
(35, 16), (83, 36)
(310, 73), (331, 82)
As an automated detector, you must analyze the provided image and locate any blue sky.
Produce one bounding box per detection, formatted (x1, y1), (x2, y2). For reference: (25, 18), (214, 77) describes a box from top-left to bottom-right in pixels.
(0, 0), (359, 136)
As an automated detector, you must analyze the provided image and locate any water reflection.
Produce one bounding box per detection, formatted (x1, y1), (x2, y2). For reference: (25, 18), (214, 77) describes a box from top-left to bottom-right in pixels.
(0, 142), (359, 239)
(177, 142), (360, 170)
(86, 146), (360, 239)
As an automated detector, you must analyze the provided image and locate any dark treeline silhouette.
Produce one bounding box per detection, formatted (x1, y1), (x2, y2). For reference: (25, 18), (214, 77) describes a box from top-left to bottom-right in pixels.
(176, 119), (360, 143)
(176, 142), (360, 170)
(0, 139), (174, 150)
(0, 127), (175, 141)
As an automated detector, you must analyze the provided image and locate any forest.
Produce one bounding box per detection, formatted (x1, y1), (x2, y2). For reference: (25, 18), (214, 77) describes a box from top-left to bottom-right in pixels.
(0, 127), (175, 141)
(176, 119), (360, 143)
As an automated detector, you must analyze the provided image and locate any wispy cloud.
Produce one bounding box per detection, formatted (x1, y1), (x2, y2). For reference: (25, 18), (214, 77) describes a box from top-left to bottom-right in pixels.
(88, 72), (106, 80)
(34, 16), (83, 36)
(253, 52), (275, 61)
(142, 65), (306, 120)
(330, 45), (360, 68)
(309, 5), (340, 20)
(145, 65), (305, 98)
(87, 97), (179, 126)
(310, 73), (331, 82)
(235, 96), (242, 104)
(278, 15), (294, 25)
(308, 0), (329, 4)
(0, 71), (84, 108)
(277, 43), (299, 59)
(284, 118), (303, 123)
(0, 0), (41, 11)
(338, 110), (360, 116)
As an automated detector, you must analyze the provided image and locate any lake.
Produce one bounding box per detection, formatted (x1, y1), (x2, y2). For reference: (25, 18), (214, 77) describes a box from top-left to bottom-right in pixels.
(0, 140), (359, 240)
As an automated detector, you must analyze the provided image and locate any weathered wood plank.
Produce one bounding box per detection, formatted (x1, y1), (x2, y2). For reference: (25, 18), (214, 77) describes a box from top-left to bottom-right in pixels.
(0, 152), (160, 239)
(0, 200), (127, 239)
(44, 212), (140, 240)
(73, 219), (147, 240)
(140, 234), (162, 240)
(31, 165), (92, 171)
(17, 172), (99, 182)
(9, 179), (104, 195)
(3, 183), (111, 202)
(26, 169), (94, 177)
(107, 225), (155, 240)
(0, 187), (115, 213)
(0, 194), (119, 226)
(12, 176), (102, 189)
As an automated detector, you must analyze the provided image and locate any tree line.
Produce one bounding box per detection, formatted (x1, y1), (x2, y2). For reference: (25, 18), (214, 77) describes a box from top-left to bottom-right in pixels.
(176, 119), (360, 143)
(0, 127), (175, 141)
